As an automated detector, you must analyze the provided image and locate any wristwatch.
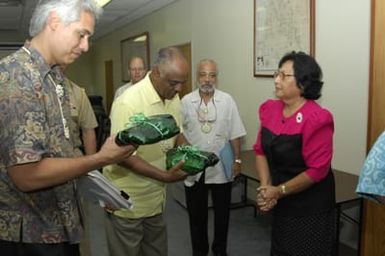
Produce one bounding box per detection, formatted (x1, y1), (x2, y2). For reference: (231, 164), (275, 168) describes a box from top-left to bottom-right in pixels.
(234, 159), (242, 164)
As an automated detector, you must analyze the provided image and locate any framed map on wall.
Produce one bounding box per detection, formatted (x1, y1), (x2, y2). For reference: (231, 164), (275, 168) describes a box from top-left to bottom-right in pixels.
(253, 0), (315, 77)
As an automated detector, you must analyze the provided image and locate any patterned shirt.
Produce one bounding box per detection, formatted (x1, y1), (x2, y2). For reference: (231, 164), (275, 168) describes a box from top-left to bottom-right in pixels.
(356, 131), (385, 202)
(0, 46), (83, 243)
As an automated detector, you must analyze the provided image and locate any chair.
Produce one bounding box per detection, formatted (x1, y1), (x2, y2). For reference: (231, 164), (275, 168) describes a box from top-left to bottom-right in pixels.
(88, 95), (111, 151)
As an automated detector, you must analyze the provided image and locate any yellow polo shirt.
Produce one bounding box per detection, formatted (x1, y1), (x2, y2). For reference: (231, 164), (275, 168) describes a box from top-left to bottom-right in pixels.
(103, 72), (181, 218)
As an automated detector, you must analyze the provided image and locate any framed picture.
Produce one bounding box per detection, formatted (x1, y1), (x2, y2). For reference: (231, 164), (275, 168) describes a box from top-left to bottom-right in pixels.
(253, 0), (315, 77)
(120, 32), (150, 82)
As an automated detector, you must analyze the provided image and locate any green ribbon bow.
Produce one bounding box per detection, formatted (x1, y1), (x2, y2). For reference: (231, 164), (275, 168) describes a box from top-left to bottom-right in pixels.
(126, 113), (164, 136)
(176, 145), (208, 161)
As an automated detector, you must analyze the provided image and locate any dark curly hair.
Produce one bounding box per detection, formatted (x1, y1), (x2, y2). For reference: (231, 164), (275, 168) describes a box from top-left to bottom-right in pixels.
(278, 51), (323, 100)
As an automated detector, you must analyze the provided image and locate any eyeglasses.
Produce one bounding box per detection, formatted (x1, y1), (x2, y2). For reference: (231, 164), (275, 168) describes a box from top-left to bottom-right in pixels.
(273, 70), (295, 80)
(196, 98), (217, 123)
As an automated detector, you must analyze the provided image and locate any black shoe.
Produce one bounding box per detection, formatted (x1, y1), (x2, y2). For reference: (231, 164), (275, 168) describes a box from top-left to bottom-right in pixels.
(193, 252), (208, 256)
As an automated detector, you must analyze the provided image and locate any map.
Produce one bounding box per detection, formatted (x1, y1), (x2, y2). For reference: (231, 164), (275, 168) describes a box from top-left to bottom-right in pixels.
(254, 0), (312, 75)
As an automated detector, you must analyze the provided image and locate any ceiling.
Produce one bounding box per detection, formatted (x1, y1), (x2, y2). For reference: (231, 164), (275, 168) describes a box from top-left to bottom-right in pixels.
(0, 0), (176, 46)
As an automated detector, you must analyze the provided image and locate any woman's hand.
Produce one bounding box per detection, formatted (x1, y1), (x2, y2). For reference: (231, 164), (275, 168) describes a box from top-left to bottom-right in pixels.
(256, 185), (282, 212)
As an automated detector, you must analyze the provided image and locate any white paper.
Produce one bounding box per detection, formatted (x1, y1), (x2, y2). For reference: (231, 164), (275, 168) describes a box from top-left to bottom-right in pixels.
(77, 170), (133, 210)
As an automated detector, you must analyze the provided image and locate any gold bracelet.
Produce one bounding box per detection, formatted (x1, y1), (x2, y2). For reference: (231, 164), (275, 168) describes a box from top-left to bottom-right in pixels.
(280, 184), (287, 195)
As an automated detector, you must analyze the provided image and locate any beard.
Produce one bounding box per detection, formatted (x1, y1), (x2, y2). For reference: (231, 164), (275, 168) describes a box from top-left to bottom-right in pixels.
(199, 83), (215, 93)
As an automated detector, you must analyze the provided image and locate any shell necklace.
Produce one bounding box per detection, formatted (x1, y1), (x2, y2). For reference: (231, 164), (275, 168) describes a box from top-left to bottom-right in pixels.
(22, 46), (70, 139)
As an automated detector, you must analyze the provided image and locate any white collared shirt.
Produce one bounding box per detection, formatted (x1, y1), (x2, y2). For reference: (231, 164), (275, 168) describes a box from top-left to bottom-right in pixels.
(181, 89), (246, 186)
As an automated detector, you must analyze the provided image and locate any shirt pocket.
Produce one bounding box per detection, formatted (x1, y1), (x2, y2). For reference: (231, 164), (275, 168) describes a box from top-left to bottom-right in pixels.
(214, 119), (230, 151)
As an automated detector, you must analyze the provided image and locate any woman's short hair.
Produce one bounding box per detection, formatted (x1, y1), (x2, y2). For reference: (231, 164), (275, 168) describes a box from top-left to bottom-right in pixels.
(29, 0), (102, 37)
(279, 51), (324, 100)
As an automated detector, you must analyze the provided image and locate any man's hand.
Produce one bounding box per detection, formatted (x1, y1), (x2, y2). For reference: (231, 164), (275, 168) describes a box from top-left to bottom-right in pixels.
(98, 135), (137, 165)
(163, 160), (188, 182)
(232, 162), (241, 178)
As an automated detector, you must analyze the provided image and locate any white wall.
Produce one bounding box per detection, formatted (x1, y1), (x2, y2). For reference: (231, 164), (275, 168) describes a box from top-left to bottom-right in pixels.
(69, 0), (371, 175)
(316, 0), (370, 173)
(68, 0), (192, 97)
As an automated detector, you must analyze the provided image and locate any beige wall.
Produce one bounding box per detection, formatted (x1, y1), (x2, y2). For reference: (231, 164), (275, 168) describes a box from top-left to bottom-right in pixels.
(67, 0), (192, 96)
(68, 0), (370, 175)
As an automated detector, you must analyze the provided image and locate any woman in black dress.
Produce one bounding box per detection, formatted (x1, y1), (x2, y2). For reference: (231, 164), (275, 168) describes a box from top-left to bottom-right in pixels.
(254, 52), (336, 256)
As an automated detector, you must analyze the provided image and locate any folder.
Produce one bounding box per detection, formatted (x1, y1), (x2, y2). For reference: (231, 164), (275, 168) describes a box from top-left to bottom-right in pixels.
(219, 142), (234, 180)
(77, 170), (133, 210)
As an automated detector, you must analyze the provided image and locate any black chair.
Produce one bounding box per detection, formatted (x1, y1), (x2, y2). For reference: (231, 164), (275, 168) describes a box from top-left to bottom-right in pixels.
(88, 95), (111, 151)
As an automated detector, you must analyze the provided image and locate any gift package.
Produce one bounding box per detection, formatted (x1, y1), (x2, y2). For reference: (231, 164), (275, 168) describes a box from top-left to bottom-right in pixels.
(166, 145), (219, 175)
(115, 113), (180, 146)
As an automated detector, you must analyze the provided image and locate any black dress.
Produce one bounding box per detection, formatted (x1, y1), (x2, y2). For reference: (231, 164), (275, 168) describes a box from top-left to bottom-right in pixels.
(255, 100), (337, 256)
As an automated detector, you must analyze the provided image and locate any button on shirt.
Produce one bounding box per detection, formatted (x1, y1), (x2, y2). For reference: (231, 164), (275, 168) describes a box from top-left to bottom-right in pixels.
(181, 89), (246, 186)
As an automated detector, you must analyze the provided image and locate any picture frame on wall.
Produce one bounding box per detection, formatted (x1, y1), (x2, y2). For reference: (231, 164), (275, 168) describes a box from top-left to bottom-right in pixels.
(120, 32), (150, 82)
(253, 0), (315, 77)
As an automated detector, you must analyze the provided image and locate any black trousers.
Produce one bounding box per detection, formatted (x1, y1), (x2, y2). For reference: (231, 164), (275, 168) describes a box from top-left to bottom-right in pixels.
(184, 174), (232, 256)
(0, 240), (79, 256)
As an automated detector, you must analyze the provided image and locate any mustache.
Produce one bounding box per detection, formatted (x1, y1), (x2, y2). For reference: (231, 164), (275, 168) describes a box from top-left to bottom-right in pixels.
(199, 83), (215, 88)
(199, 83), (215, 93)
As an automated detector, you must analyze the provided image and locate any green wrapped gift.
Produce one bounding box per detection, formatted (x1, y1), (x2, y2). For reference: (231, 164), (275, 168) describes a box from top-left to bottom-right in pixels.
(115, 113), (180, 146)
(166, 145), (220, 175)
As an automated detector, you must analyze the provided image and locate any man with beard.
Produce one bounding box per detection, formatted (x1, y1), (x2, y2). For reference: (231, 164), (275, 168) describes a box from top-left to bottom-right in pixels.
(180, 59), (246, 256)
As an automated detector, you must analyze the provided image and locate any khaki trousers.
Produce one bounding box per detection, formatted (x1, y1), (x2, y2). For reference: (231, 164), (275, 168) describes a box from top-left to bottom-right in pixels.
(105, 212), (167, 256)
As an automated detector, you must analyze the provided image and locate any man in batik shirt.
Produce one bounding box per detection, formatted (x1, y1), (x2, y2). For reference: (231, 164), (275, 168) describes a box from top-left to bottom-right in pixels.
(0, 1), (135, 256)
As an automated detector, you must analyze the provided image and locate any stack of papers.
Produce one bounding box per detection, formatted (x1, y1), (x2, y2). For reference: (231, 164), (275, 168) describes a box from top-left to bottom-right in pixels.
(77, 170), (133, 210)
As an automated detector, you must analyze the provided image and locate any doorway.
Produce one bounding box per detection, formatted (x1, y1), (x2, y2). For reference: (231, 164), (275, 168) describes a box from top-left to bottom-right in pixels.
(175, 43), (193, 99)
(104, 60), (114, 113)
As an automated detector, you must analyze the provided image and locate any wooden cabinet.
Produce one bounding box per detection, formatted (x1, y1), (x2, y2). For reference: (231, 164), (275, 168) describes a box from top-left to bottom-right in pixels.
(361, 0), (385, 255)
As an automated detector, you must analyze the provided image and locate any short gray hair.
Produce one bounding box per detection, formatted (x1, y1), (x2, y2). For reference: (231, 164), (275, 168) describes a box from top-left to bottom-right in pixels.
(29, 0), (102, 37)
(154, 47), (186, 75)
(197, 59), (218, 73)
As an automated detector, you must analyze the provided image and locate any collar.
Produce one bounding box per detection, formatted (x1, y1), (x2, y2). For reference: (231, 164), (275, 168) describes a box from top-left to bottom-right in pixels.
(189, 88), (221, 103)
(142, 72), (179, 106)
(21, 42), (64, 84)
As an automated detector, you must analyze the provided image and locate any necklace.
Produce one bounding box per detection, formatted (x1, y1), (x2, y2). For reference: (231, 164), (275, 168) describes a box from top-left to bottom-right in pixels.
(196, 97), (217, 133)
(47, 75), (70, 139)
(22, 47), (70, 139)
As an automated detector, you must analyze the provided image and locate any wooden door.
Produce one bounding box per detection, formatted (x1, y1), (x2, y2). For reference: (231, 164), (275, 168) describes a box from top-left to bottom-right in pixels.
(104, 60), (113, 113)
(361, 0), (385, 255)
(176, 43), (192, 99)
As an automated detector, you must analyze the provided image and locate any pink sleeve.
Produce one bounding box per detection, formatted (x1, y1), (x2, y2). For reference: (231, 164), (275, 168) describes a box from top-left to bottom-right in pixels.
(253, 127), (264, 155)
(253, 100), (273, 156)
(303, 109), (334, 182)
